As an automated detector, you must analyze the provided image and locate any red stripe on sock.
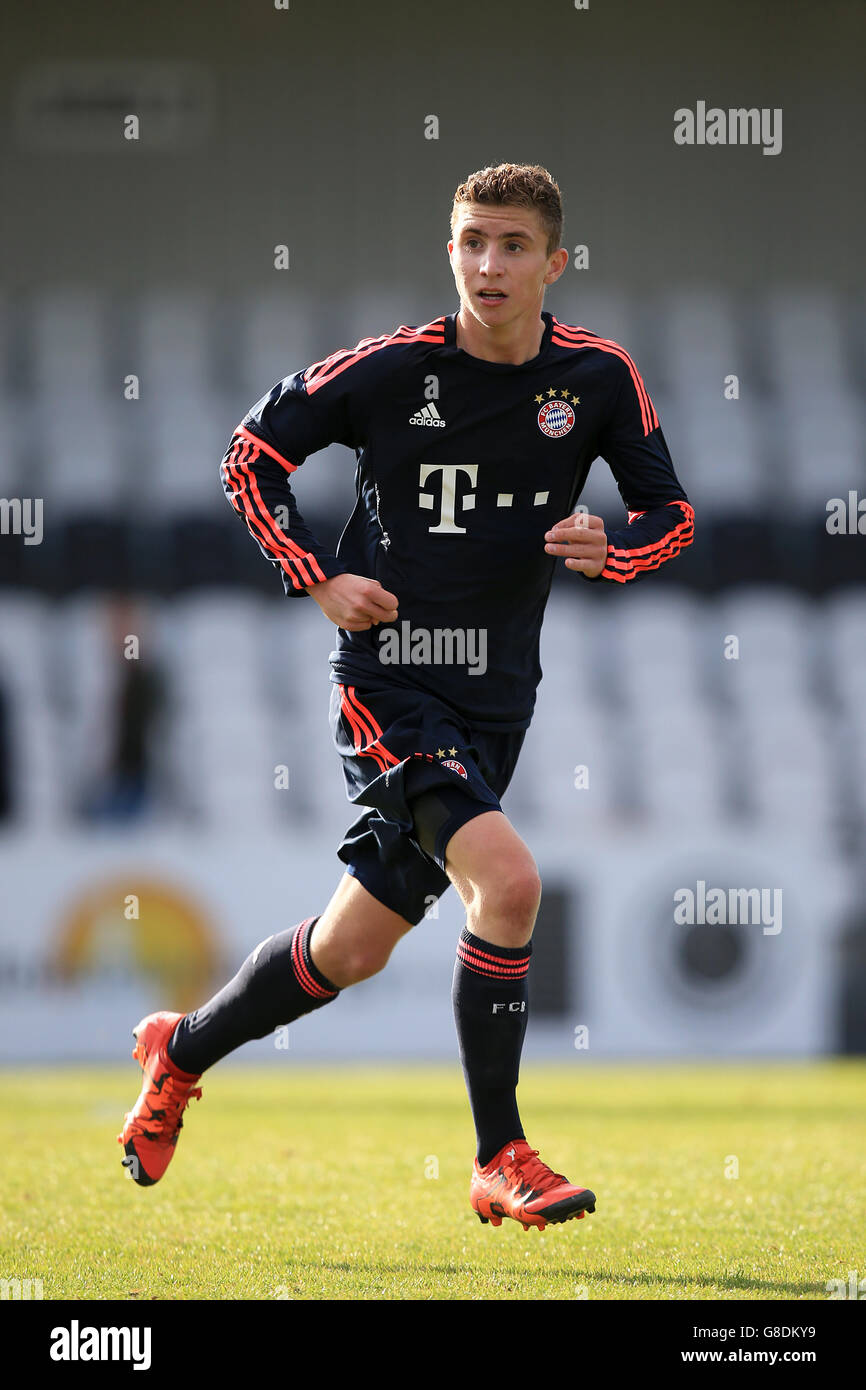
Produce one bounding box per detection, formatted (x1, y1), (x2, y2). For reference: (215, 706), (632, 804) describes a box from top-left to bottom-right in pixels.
(457, 942), (530, 979)
(291, 921), (335, 999)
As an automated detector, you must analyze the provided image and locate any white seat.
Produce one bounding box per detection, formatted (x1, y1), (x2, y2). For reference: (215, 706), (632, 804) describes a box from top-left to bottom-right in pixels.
(716, 589), (812, 668)
(764, 288), (848, 394)
(673, 396), (767, 510)
(642, 766), (725, 822)
(0, 395), (28, 495)
(51, 595), (117, 706)
(8, 705), (67, 823)
(31, 289), (110, 394)
(523, 704), (621, 823)
(664, 288), (743, 393)
(780, 386), (865, 510)
(825, 590), (866, 709)
(237, 291), (315, 399)
(735, 698), (835, 829)
(143, 391), (240, 514)
(554, 289), (639, 363)
(169, 590), (271, 670)
(135, 290), (214, 396)
(42, 391), (127, 512)
(0, 595), (50, 701)
(613, 588), (705, 703)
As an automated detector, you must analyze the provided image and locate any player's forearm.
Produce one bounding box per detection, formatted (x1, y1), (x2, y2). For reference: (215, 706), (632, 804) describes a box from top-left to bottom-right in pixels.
(591, 499), (694, 584)
(220, 426), (346, 594)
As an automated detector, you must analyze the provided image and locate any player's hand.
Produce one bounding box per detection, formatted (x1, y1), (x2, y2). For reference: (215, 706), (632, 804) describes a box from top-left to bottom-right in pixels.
(306, 574), (399, 631)
(544, 512), (608, 578)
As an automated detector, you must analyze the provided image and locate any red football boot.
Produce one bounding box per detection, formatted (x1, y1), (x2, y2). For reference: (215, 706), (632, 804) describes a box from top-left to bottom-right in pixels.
(117, 1011), (202, 1187)
(471, 1138), (596, 1231)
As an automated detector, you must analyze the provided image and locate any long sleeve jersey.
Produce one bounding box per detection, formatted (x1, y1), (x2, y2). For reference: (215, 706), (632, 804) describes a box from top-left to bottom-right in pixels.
(221, 309), (694, 730)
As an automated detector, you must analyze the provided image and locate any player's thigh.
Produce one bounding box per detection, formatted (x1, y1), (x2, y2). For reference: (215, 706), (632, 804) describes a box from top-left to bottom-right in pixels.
(444, 810), (542, 929)
(310, 871), (415, 987)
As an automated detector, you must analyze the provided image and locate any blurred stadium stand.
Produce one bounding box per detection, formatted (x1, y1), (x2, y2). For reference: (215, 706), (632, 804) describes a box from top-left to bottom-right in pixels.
(0, 287), (864, 837)
(1, 287), (863, 591)
(1, 0), (863, 1065)
(0, 284), (864, 1059)
(1, 285), (863, 830)
(0, 580), (864, 850)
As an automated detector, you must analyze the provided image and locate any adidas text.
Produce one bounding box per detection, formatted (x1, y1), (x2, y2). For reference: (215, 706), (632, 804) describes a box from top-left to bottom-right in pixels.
(409, 403), (446, 427)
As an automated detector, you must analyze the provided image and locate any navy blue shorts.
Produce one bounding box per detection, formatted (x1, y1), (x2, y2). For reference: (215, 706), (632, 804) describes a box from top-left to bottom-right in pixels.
(329, 679), (525, 925)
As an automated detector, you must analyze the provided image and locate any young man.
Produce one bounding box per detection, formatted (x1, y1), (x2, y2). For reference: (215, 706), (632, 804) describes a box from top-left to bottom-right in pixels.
(119, 163), (693, 1232)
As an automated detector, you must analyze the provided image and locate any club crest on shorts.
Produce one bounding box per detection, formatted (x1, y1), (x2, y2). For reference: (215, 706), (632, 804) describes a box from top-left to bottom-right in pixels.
(441, 757), (468, 778)
(537, 398), (575, 438)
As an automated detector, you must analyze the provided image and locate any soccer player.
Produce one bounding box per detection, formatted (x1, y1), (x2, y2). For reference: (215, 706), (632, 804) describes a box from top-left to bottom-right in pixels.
(119, 163), (694, 1232)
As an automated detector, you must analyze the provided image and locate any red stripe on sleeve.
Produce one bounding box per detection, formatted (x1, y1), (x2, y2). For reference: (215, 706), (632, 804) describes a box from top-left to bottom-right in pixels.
(235, 425), (298, 472)
(303, 321), (446, 396)
(551, 321), (659, 435)
(601, 502), (694, 581)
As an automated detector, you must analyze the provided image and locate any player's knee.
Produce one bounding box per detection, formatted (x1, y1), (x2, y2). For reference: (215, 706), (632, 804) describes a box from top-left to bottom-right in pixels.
(472, 860), (542, 936)
(334, 941), (393, 985)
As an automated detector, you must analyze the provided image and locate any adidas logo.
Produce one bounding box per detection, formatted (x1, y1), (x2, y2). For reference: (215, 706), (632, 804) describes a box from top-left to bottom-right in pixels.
(409, 402), (446, 428)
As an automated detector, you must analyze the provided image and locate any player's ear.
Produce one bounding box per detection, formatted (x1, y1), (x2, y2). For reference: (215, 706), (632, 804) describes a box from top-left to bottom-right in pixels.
(544, 247), (569, 285)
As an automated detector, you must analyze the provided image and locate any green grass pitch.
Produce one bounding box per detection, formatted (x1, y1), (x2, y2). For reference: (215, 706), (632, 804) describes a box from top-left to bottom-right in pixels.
(1, 1061), (863, 1301)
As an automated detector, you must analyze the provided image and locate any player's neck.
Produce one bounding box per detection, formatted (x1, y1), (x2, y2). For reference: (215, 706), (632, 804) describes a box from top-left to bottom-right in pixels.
(455, 307), (546, 365)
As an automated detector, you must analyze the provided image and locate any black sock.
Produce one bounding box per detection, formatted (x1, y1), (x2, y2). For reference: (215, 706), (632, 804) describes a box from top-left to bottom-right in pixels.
(451, 926), (532, 1167)
(167, 917), (339, 1074)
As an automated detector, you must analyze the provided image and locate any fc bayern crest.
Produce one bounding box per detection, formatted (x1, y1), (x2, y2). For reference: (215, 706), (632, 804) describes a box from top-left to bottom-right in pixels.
(441, 758), (468, 779)
(537, 399), (575, 438)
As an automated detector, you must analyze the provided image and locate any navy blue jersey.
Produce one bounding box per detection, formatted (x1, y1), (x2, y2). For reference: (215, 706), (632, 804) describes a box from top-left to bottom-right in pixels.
(221, 310), (693, 730)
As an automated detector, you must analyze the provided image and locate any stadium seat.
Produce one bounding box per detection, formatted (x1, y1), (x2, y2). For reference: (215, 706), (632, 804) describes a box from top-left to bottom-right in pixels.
(764, 287), (849, 395)
(30, 288), (111, 394)
(235, 290), (314, 399)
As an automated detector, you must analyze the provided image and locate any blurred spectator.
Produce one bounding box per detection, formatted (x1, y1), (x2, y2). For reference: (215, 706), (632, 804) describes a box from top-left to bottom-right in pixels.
(0, 673), (11, 821)
(80, 598), (165, 822)
(838, 885), (866, 1055)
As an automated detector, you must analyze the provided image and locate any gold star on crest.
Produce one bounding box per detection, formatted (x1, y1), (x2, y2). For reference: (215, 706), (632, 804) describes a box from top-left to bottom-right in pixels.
(448, 747), (458, 757)
(534, 393), (544, 404)
(546, 387), (557, 398)
(436, 748), (446, 758)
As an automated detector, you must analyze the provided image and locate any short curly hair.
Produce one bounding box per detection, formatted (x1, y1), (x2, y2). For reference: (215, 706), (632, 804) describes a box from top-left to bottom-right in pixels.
(451, 163), (563, 255)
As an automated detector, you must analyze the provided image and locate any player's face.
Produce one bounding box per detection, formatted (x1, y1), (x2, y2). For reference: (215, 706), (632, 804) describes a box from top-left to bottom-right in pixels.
(448, 203), (567, 333)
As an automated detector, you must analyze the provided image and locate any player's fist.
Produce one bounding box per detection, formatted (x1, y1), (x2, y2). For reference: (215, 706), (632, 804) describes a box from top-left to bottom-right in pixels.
(306, 574), (399, 630)
(544, 512), (607, 578)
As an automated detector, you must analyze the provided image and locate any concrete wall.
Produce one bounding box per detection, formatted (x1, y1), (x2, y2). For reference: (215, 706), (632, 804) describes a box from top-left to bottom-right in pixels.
(3, 0), (863, 296)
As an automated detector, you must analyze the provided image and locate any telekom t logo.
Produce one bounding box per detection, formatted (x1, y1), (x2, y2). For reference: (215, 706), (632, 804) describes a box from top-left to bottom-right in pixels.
(418, 464), (478, 533)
